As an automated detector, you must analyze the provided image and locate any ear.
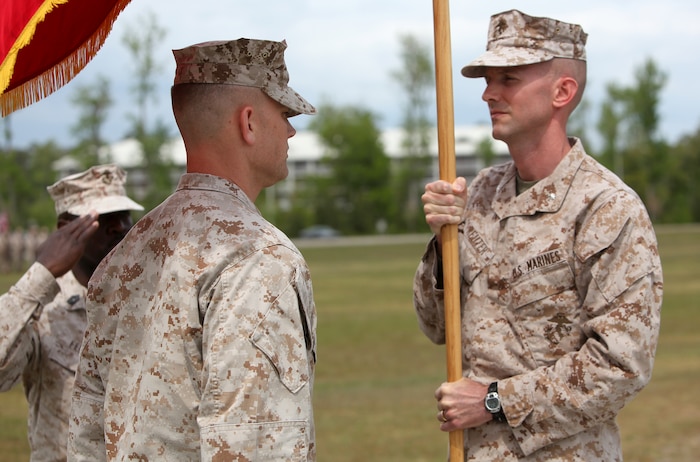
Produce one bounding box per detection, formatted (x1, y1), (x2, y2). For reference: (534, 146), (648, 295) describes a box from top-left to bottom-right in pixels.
(553, 76), (579, 109)
(239, 105), (256, 145)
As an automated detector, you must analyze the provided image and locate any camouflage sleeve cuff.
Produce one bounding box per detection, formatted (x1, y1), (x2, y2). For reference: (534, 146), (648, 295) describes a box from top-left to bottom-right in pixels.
(419, 236), (444, 291)
(12, 262), (61, 308)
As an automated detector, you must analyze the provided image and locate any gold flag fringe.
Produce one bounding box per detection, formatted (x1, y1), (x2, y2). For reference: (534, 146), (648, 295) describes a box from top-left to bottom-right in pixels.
(0, 0), (132, 117)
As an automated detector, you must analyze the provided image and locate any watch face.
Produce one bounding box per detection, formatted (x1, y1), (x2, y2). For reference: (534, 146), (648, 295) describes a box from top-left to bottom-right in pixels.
(485, 393), (501, 412)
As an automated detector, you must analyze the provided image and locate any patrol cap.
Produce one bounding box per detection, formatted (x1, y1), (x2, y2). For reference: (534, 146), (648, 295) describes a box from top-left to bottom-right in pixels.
(47, 164), (144, 216)
(172, 38), (316, 117)
(461, 9), (587, 78)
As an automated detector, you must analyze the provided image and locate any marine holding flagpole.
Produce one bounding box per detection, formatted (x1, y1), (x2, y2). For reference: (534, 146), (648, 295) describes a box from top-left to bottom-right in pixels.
(414, 9), (662, 461)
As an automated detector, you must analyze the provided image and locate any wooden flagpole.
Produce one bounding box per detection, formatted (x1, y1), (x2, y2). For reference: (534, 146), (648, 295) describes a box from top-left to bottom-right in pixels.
(432, 1), (464, 460)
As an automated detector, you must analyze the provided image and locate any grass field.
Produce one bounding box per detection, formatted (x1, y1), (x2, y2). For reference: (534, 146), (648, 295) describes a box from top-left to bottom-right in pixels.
(0, 225), (698, 461)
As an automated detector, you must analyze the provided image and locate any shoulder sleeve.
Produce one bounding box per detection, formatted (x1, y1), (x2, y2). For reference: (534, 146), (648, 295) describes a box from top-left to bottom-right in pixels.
(413, 237), (447, 344)
(574, 190), (660, 301)
(198, 244), (317, 460)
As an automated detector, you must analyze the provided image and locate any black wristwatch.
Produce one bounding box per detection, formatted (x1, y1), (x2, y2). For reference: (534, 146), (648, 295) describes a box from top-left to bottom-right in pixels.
(484, 382), (507, 422)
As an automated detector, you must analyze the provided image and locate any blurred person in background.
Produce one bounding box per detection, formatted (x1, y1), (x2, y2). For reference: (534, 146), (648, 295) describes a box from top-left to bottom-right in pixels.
(0, 164), (143, 461)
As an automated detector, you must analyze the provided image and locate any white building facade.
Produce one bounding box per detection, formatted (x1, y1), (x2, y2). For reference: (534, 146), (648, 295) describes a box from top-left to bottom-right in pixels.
(82, 124), (510, 207)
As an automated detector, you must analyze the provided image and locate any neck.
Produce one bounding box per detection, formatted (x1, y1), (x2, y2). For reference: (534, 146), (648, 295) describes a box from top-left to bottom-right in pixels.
(509, 134), (572, 182)
(186, 146), (261, 202)
(71, 260), (93, 288)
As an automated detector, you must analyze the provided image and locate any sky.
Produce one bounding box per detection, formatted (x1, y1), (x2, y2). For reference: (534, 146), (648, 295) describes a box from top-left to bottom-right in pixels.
(4, 0), (700, 150)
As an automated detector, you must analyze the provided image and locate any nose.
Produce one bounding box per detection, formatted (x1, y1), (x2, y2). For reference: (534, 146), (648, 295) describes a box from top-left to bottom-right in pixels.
(287, 119), (296, 138)
(482, 83), (497, 103)
(105, 215), (133, 236)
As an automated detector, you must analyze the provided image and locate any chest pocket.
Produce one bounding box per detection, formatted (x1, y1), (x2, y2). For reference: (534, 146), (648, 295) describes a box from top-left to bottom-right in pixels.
(43, 303), (86, 373)
(509, 260), (584, 364)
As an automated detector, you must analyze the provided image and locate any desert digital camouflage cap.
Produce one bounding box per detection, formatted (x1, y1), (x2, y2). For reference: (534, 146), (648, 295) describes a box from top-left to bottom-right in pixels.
(172, 38), (315, 117)
(47, 164), (144, 216)
(461, 9), (587, 78)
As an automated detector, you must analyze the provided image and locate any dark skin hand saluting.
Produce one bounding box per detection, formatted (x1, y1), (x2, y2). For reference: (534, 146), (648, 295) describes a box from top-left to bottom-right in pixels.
(35, 212), (99, 279)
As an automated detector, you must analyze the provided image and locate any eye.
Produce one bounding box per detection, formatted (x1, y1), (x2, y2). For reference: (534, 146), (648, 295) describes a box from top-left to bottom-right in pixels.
(500, 74), (519, 85)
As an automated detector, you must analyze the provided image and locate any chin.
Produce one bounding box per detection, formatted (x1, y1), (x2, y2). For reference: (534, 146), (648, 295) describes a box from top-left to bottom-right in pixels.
(491, 129), (505, 142)
(490, 123), (514, 143)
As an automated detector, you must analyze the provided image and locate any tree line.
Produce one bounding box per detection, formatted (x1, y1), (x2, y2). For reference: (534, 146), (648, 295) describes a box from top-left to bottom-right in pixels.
(1, 14), (698, 238)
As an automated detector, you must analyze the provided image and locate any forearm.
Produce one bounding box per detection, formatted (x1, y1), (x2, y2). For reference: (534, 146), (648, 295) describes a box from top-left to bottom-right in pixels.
(413, 237), (447, 344)
(0, 263), (59, 389)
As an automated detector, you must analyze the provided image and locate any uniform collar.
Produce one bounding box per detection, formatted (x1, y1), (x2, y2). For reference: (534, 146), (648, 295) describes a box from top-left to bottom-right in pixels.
(176, 173), (257, 212)
(492, 138), (586, 219)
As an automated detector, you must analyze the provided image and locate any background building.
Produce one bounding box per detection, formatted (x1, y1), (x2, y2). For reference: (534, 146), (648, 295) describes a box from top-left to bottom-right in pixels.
(79, 124), (509, 208)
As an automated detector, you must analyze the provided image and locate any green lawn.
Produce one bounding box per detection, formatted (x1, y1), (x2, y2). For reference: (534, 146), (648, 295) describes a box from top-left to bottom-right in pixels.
(1, 225), (698, 461)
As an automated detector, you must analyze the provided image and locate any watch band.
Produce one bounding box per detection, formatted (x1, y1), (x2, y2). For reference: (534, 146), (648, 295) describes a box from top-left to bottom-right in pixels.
(487, 382), (507, 423)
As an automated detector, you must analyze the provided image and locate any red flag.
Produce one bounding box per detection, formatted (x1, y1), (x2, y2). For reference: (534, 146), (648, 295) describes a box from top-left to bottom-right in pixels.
(0, 0), (132, 115)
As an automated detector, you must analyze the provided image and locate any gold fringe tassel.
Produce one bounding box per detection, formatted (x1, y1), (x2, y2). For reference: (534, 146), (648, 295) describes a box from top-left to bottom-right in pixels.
(0, 0), (132, 117)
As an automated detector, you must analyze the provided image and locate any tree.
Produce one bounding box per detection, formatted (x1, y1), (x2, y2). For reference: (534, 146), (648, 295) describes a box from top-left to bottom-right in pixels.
(596, 58), (669, 220)
(475, 136), (496, 169)
(0, 140), (66, 229)
(596, 98), (624, 175)
(121, 11), (173, 210)
(667, 127), (700, 222)
(568, 98), (592, 150)
(24, 142), (67, 227)
(0, 116), (18, 227)
(122, 11), (166, 138)
(69, 74), (113, 167)
(390, 34), (434, 233)
(307, 103), (392, 235)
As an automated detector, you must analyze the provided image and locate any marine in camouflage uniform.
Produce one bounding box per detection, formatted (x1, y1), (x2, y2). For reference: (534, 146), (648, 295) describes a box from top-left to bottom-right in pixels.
(414, 10), (662, 461)
(69, 39), (318, 461)
(0, 165), (142, 461)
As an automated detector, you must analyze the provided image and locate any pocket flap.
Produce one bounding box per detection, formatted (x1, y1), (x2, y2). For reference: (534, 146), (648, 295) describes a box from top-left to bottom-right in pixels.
(250, 278), (312, 394)
(511, 260), (575, 308)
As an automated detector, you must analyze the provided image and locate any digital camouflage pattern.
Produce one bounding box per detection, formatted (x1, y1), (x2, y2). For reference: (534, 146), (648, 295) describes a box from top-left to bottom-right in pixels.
(0, 263), (86, 461)
(173, 38), (316, 117)
(69, 173), (317, 461)
(47, 164), (143, 217)
(414, 140), (663, 461)
(462, 9), (588, 78)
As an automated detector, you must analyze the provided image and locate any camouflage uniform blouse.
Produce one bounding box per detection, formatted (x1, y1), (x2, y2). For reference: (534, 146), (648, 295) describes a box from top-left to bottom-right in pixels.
(69, 173), (317, 461)
(414, 139), (662, 461)
(0, 263), (86, 462)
